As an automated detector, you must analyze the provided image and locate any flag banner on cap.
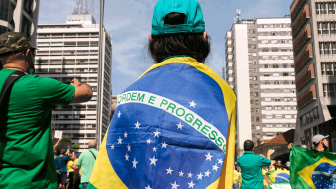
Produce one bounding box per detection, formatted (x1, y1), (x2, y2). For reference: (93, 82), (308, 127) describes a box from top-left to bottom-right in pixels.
(290, 145), (336, 189)
(266, 169), (291, 189)
(87, 57), (236, 189)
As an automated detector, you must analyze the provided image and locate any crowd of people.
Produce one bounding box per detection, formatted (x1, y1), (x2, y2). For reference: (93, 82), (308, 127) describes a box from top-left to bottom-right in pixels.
(234, 134), (330, 189)
(52, 140), (98, 189)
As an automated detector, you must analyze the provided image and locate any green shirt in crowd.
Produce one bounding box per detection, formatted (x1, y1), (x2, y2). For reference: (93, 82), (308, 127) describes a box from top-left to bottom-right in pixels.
(77, 148), (98, 183)
(0, 69), (75, 189)
(237, 151), (271, 189)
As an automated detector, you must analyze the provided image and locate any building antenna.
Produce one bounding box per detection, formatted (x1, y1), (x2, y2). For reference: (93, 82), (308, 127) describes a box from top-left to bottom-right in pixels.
(72, 0), (94, 15)
(237, 9), (241, 22)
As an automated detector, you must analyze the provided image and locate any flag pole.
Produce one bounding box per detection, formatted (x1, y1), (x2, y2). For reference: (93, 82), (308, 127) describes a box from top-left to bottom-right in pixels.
(96, 0), (105, 148)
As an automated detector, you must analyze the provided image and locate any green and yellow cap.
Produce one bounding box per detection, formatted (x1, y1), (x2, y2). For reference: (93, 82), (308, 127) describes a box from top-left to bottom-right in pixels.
(151, 0), (205, 36)
(0, 32), (36, 55)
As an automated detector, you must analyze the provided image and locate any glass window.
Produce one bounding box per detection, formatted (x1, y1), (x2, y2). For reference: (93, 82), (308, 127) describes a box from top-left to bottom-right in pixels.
(276, 124), (282, 127)
(266, 115), (272, 119)
(302, 115), (306, 126)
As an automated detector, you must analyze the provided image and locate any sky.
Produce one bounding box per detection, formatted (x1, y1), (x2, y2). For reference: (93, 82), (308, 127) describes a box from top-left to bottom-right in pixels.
(38, 0), (293, 95)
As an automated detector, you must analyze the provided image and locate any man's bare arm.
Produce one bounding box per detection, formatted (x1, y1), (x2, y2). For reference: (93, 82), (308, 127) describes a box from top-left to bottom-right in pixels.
(70, 78), (93, 104)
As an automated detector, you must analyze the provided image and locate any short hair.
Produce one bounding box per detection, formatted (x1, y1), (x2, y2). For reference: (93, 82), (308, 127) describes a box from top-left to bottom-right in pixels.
(88, 142), (97, 149)
(148, 12), (211, 63)
(243, 140), (254, 151)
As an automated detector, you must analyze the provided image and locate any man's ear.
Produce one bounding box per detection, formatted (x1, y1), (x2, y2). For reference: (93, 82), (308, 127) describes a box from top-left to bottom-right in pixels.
(149, 35), (152, 42)
(203, 32), (207, 40)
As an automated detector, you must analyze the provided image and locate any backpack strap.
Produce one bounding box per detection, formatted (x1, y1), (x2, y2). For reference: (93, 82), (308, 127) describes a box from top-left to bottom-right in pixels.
(89, 150), (97, 160)
(0, 71), (27, 107)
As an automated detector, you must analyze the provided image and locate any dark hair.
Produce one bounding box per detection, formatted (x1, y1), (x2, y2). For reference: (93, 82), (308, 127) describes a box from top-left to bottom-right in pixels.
(243, 140), (254, 151)
(148, 12), (210, 63)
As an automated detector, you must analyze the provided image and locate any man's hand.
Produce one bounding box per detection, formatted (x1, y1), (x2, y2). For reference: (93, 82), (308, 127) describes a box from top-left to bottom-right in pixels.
(70, 78), (81, 86)
(58, 137), (62, 142)
(266, 179), (271, 185)
(288, 143), (293, 150)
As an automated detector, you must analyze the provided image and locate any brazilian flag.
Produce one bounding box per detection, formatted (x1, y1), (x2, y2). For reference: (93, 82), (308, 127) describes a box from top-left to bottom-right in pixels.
(290, 145), (336, 189)
(88, 57), (237, 189)
(266, 169), (291, 189)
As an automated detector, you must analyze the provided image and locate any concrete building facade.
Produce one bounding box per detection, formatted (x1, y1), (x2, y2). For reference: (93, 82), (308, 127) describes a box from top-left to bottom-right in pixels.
(35, 15), (112, 152)
(0, 0), (40, 45)
(225, 17), (298, 157)
(290, 0), (336, 151)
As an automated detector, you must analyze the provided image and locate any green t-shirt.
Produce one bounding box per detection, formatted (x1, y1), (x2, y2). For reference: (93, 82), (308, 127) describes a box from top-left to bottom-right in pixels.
(77, 148), (98, 183)
(0, 69), (75, 189)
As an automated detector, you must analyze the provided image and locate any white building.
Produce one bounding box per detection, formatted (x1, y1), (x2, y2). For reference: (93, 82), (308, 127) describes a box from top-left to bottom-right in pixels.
(0, 0), (40, 45)
(35, 15), (112, 152)
(225, 17), (297, 158)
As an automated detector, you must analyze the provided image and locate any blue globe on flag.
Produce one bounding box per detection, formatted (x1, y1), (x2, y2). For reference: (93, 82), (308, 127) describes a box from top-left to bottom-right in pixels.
(312, 163), (336, 188)
(275, 172), (290, 182)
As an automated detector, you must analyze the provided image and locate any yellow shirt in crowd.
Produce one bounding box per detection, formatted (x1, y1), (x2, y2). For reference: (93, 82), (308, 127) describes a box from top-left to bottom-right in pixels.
(233, 170), (239, 183)
(67, 159), (81, 175)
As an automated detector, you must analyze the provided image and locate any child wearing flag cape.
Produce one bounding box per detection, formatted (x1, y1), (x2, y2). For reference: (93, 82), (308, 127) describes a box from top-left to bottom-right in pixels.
(88, 0), (237, 189)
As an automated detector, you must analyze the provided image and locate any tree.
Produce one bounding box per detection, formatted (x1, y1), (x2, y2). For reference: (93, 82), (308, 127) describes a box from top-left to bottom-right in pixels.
(73, 143), (80, 149)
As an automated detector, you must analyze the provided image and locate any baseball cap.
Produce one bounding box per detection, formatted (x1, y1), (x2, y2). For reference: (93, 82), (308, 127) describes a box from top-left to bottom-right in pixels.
(0, 32), (36, 55)
(312, 134), (329, 144)
(60, 149), (67, 154)
(151, 0), (205, 36)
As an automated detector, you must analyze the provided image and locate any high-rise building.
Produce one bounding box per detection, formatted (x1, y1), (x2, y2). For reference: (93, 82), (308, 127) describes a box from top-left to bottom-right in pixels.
(225, 16), (297, 157)
(35, 15), (112, 152)
(290, 0), (336, 151)
(0, 0), (40, 45)
(110, 95), (118, 121)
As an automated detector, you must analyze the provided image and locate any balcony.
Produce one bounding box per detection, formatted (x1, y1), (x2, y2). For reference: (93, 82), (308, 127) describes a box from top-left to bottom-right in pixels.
(298, 85), (317, 109)
(295, 43), (313, 72)
(290, 0), (307, 21)
(294, 24), (311, 55)
(292, 5), (310, 37)
(296, 64), (315, 90)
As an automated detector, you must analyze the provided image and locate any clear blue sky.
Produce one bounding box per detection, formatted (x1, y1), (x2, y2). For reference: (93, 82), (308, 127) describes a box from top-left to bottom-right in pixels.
(39, 0), (293, 94)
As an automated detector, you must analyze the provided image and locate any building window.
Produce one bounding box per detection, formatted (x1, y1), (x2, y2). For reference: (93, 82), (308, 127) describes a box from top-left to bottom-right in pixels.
(281, 49), (288, 52)
(265, 98), (272, 102)
(283, 72), (289, 76)
(264, 80), (271, 84)
(251, 117), (254, 121)
(266, 124), (273, 127)
(250, 100), (254, 104)
(265, 89), (271, 93)
(266, 106), (271, 110)
(276, 115), (282, 119)
(276, 123), (282, 127)
(264, 73), (270, 77)
(262, 40), (268, 44)
(273, 64), (279, 68)
(270, 24), (277, 28)
(263, 56), (269, 60)
(255, 100), (259, 105)
(275, 106), (281, 110)
(274, 80), (280, 85)
(285, 115), (292, 119)
(274, 89), (280, 93)
(261, 24), (268, 28)
(275, 98), (281, 102)
(273, 73), (280, 77)
(254, 76), (258, 81)
(286, 123), (292, 128)
(255, 92), (259, 97)
(256, 117), (260, 122)
(301, 108), (320, 127)
(271, 40), (277, 44)
(272, 56), (279, 60)
(262, 48), (269, 52)
(271, 32), (277, 36)
(280, 40), (286, 44)
(323, 83), (336, 97)
(267, 133), (274, 137)
(272, 48), (278, 52)
(266, 115), (272, 119)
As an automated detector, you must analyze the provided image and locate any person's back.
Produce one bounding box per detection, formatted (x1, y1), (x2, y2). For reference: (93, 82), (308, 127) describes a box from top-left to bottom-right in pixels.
(237, 140), (271, 189)
(76, 141), (98, 189)
(0, 32), (93, 189)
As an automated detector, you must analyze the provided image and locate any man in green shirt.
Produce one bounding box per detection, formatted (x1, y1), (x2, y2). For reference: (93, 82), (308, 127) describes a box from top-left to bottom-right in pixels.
(237, 140), (271, 189)
(76, 140), (98, 189)
(0, 32), (93, 189)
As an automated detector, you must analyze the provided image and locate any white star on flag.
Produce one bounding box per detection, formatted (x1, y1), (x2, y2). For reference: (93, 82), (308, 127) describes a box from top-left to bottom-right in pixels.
(152, 147), (157, 152)
(176, 122), (184, 130)
(188, 172), (193, 178)
(117, 111), (121, 118)
(124, 132), (128, 138)
(145, 185), (151, 189)
(117, 136), (123, 144)
(147, 138), (152, 144)
(189, 101), (197, 108)
(153, 129), (161, 137)
(212, 164), (219, 171)
(205, 152), (213, 161)
(127, 144), (131, 152)
(111, 145), (114, 149)
(204, 170), (211, 177)
(188, 181), (195, 188)
(178, 170), (184, 177)
(135, 121), (141, 129)
(125, 153), (129, 161)
(218, 158), (223, 165)
(149, 156), (158, 166)
(132, 158), (138, 169)
(171, 181), (179, 189)
(197, 172), (203, 180)
(162, 142), (168, 148)
(166, 167), (173, 175)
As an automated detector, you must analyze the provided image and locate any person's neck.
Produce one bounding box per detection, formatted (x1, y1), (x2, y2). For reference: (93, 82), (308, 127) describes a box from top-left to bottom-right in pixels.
(59, 154), (64, 157)
(3, 62), (27, 72)
(315, 144), (325, 151)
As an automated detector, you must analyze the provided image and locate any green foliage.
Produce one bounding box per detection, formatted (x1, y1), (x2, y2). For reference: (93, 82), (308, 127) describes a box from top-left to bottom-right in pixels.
(73, 143), (80, 149)
(62, 136), (72, 143)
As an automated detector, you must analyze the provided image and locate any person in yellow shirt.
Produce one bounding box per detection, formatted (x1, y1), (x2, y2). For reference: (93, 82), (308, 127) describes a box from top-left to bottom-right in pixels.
(262, 168), (271, 189)
(233, 169), (239, 189)
(67, 151), (76, 189)
(72, 153), (81, 189)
